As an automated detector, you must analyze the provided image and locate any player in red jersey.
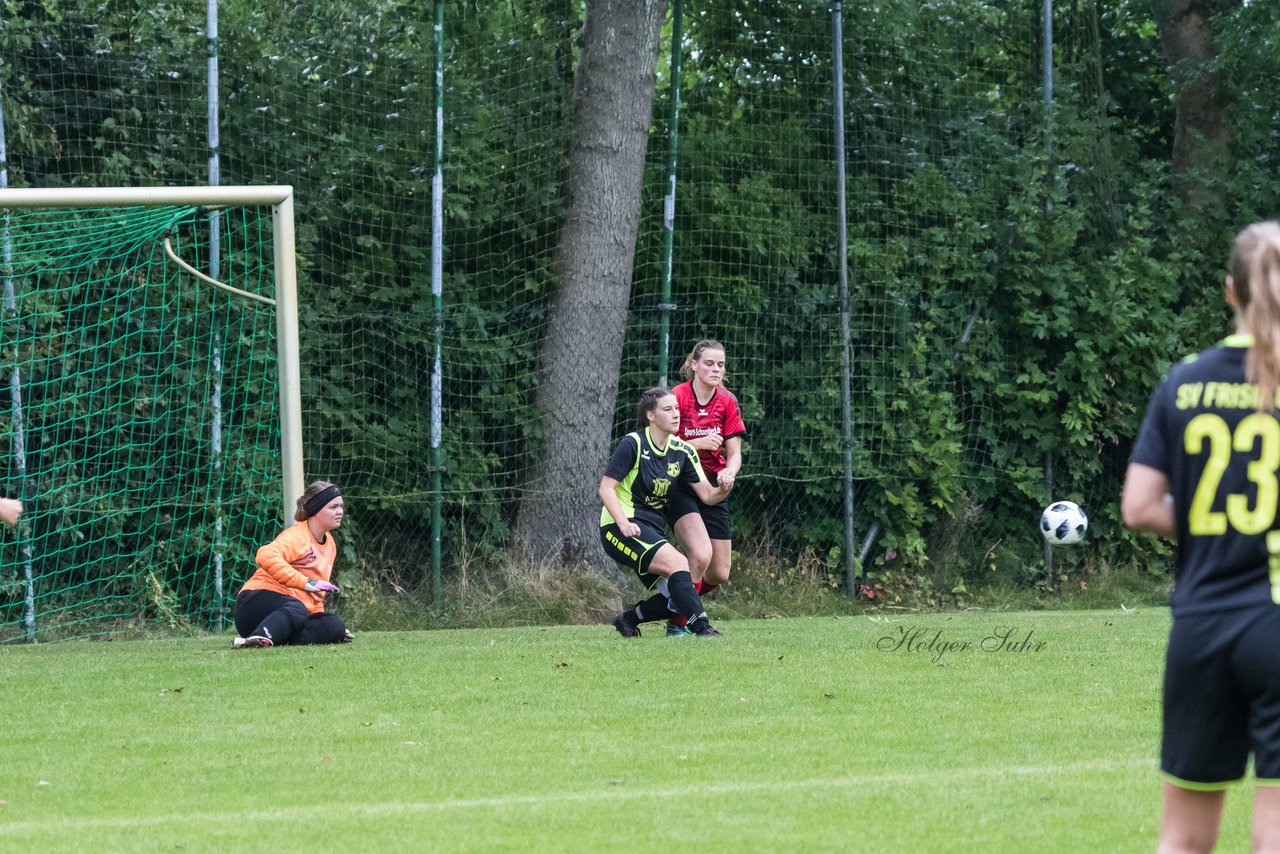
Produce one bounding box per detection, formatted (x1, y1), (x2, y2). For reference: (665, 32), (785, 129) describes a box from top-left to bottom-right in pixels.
(664, 340), (746, 636)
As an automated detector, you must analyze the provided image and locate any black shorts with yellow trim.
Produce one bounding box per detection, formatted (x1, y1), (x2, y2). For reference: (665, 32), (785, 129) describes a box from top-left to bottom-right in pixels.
(600, 519), (668, 588)
(665, 480), (732, 540)
(1162, 605), (1280, 788)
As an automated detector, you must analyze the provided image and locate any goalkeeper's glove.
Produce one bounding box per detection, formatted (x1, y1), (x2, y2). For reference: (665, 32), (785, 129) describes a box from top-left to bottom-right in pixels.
(304, 578), (339, 593)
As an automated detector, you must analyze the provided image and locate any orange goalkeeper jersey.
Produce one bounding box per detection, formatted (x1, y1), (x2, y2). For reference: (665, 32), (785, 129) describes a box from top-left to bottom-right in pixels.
(239, 521), (337, 614)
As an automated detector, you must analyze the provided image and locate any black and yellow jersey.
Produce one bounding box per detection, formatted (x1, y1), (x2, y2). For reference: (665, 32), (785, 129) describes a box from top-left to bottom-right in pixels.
(1130, 334), (1280, 615)
(600, 428), (707, 528)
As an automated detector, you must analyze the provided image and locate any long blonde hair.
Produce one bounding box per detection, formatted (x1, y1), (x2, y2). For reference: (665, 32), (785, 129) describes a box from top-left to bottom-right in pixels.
(1233, 222), (1280, 411)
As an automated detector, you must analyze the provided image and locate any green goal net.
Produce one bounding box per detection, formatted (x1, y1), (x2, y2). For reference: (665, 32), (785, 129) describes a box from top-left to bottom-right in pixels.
(0, 194), (289, 642)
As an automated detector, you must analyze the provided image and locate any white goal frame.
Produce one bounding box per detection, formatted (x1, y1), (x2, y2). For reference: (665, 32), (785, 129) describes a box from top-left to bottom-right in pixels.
(0, 185), (305, 519)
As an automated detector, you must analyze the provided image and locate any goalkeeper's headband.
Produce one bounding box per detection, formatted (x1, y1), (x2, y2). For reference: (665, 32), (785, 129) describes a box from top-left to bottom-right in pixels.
(303, 485), (342, 518)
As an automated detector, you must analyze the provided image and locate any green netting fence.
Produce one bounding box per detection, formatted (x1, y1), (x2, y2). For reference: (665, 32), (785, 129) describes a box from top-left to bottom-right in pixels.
(1, 0), (1275, 639)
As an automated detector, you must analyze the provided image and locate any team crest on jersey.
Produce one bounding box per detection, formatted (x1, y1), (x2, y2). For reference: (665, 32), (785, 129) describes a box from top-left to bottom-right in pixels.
(667, 462), (681, 477)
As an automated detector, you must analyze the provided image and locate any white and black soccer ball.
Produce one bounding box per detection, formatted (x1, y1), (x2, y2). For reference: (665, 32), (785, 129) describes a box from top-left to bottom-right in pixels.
(1040, 500), (1088, 546)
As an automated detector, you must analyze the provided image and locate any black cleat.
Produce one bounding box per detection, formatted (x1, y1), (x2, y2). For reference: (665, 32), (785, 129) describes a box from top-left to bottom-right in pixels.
(612, 612), (642, 638)
(688, 618), (721, 637)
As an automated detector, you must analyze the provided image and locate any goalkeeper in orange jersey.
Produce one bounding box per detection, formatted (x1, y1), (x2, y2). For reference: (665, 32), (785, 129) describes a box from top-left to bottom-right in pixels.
(232, 480), (352, 648)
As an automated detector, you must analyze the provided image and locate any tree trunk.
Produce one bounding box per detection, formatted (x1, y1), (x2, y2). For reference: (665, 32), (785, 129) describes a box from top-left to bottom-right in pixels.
(1154, 0), (1239, 216)
(514, 0), (668, 570)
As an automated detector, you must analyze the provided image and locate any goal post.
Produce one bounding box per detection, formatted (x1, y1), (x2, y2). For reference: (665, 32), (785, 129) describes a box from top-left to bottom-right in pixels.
(0, 185), (303, 641)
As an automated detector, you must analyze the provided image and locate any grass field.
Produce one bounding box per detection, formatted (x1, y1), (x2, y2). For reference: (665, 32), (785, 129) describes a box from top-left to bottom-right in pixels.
(0, 608), (1262, 851)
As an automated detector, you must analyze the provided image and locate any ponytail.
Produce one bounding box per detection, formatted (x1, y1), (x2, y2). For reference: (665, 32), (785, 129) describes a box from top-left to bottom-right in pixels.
(1233, 222), (1280, 411)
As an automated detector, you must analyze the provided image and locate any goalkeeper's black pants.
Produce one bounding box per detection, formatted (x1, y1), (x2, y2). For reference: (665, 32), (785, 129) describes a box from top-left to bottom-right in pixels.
(234, 588), (348, 645)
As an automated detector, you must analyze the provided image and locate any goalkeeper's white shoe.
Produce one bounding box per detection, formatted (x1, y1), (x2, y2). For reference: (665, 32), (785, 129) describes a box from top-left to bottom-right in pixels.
(232, 635), (272, 649)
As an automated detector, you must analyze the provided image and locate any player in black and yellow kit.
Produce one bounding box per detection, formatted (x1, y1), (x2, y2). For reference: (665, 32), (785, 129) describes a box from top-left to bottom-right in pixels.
(1123, 221), (1280, 853)
(600, 387), (732, 637)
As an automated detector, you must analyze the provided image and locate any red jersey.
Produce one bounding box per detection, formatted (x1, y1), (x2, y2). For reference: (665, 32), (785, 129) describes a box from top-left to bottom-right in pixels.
(673, 381), (746, 476)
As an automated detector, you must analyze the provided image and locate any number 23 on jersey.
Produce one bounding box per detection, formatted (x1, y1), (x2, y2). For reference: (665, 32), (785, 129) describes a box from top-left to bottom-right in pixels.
(1184, 412), (1280, 602)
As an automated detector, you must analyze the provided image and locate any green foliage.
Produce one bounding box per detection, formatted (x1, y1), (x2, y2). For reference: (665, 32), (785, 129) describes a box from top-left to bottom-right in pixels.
(3, 0), (1279, 635)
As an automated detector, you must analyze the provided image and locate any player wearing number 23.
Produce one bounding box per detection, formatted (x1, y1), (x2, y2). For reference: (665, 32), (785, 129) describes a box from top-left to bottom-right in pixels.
(1123, 221), (1280, 853)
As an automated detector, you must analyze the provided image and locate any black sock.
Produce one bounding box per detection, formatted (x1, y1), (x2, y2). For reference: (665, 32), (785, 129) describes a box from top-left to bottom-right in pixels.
(666, 571), (706, 621)
(635, 594), (670, 623)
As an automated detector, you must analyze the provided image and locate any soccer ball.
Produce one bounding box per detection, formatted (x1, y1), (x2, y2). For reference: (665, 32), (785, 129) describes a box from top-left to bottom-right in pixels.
(1040, 501), (1088, 546)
